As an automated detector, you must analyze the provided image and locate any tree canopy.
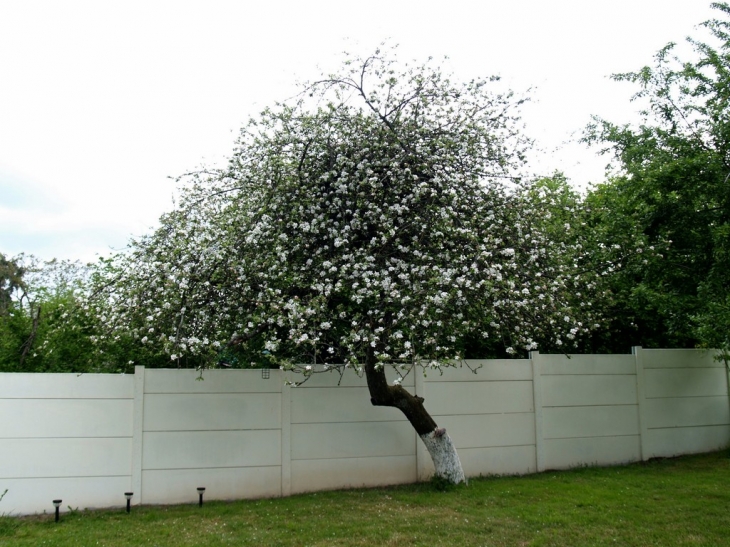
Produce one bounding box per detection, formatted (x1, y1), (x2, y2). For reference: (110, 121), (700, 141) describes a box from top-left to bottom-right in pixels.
(75, 49), (610, 482)
(83, 50), (601, 375)
(584, 2), (730, 356)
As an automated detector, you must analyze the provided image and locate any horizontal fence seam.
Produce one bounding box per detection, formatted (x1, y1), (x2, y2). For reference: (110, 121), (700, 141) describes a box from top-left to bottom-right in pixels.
(0, 397), (134, 401)
(645, 395), (728, 400)
(458, 443), (536, 449)
(543, 434), (640, 441)
(143, 391), (282, 395)
(541, 403), (638, 408)
(431, 409), (535, 417)
(646, 424), (730, 430)
(0, 474), (132, 480)
(540, 374), (637, 377)
(289, 420), (410, 425)
(142, 428), (282, 433)
(418, 382), (532, 387)
(0, 436), (133, 440)
(431, 412), (535, 417)
(290, 454), (415, 462)
(142, 465), (283, 472)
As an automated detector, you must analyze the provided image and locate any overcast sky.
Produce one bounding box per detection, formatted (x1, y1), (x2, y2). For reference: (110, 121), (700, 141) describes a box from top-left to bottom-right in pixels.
(0, 0), (717, 262)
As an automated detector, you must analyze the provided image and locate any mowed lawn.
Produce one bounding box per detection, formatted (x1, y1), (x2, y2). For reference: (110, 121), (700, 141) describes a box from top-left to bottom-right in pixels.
(1, 451), (729, 547)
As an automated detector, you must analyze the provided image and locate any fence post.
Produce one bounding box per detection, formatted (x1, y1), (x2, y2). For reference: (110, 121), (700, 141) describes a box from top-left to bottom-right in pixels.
(633, 346), (650, 461)
(132, 365), (145, 503)
(280, 374), (291, 497)
(530, 351), (546, 472)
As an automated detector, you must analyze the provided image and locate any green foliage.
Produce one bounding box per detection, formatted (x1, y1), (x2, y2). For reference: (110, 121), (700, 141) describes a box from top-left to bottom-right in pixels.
(517, 173), (655, 354)
(576, 180), (674, 352)
(584, 2), (730, 353)
(428, 472), (467, 492)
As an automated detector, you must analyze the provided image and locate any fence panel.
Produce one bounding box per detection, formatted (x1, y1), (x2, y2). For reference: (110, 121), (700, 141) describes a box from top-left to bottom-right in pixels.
(0, 373), (134, 515)
(140, 369), (283, 503)
(638, 348), (729, 458)
(423, 360), (537, 477)
(536, 353), (642, 470)
(289, 368), (417, 494)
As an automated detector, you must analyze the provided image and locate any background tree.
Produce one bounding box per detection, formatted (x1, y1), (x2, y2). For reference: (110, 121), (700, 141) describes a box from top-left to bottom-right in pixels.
(0, 254), (103, 372)
(584, 2), (730, 356)
(0, 252), (32, 368)
(0, 253), (26, 314)
(84, 49), (602, 482)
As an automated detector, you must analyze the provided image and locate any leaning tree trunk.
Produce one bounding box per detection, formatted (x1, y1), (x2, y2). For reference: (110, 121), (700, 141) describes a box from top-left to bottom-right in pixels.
(364, 356), (465, 484)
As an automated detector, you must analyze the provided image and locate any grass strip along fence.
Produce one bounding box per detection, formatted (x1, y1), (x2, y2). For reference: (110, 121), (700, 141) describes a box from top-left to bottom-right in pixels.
(1, 450), (728, 547)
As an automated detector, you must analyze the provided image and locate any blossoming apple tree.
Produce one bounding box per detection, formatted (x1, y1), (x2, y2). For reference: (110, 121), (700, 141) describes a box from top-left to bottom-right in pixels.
(85, 49), (601, 482)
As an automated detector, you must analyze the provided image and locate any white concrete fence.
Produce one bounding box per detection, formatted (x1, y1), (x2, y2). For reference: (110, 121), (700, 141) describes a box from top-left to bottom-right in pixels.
(1, 348), (728, 515)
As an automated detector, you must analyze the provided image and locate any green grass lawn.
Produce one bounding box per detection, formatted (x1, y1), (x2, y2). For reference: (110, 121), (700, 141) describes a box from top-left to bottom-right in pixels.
(2, 451), (729, 546)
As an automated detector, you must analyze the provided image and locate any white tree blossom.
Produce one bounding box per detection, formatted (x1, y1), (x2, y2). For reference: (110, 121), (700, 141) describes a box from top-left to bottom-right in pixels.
(84, 48), (601, 482)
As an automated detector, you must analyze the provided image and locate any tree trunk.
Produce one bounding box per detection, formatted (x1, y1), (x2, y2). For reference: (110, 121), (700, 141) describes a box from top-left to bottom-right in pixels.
(19, 304), (41, 368)
(364, 356), (465, 484)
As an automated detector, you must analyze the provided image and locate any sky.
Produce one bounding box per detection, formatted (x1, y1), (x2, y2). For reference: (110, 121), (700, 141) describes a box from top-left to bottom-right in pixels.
(0, 0), (718, 262)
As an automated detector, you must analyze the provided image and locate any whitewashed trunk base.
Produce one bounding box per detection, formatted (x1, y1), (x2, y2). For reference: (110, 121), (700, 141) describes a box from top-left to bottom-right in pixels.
(419, 429), (466, 484)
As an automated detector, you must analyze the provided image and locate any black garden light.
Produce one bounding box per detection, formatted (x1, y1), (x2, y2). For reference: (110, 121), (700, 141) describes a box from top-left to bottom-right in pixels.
(52, 499), (62, 522)
(197, 487), (205, 507)
(124, 492), (133, 513)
